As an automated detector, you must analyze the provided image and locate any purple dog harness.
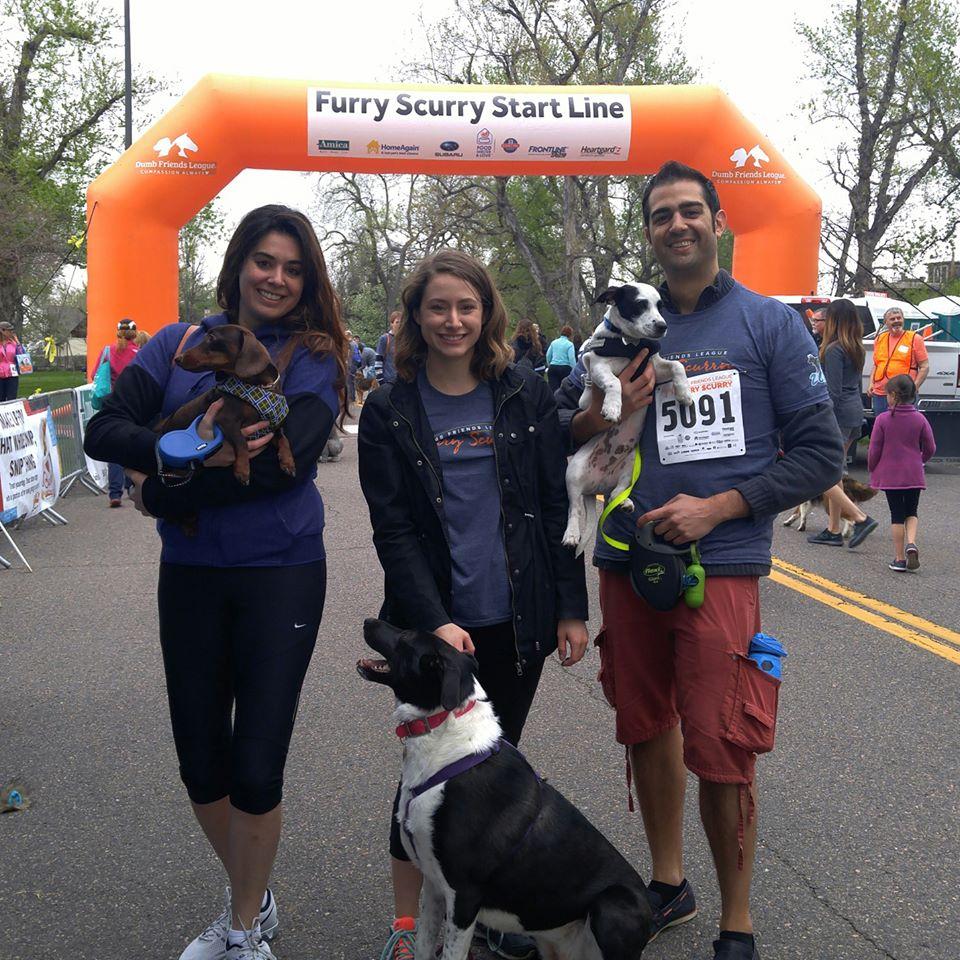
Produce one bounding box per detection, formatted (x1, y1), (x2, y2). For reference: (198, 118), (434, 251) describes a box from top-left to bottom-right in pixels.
(398, 718), (543, 860)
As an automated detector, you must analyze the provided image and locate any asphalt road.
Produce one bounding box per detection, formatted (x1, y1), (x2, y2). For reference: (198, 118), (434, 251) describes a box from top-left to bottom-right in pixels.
(2, 426), (958, 960)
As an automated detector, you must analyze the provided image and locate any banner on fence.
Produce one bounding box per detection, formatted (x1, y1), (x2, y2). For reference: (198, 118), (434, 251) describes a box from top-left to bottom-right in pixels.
(74, 384), (108, 491)
(0, 400), (62, 523)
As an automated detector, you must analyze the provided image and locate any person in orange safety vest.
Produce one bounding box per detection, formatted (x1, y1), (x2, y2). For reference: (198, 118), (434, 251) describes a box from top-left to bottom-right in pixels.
(871, 306), (929, 415)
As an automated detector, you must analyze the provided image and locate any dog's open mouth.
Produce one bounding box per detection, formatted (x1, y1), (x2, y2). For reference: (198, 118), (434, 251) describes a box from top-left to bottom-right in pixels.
(357, 657), (391, 682)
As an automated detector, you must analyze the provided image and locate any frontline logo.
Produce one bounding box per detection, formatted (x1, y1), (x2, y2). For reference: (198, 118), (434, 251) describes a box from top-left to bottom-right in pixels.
(476, 128), (493, 158)
(528, 144), (567, 158)
(136, 132), (216, 176)
(501, 137), (520, 153)
(316, 138), (351, 151)
(580, 145), (622, 157)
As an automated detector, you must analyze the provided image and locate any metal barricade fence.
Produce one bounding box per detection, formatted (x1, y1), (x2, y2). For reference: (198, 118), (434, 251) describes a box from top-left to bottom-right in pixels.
(0, 387), (106, 570)
(22, 389), (85, 486)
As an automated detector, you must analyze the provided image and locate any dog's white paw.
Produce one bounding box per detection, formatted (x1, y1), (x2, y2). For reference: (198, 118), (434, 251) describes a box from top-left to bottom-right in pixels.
(618, 499), (635, 513)
(601, 399), (622, 423)
(676, 382), (694, 406)
(562, 522), (581, 549)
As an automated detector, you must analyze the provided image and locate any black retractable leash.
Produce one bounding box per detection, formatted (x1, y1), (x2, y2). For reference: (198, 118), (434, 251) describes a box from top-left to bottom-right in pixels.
(629, 522), (705, 611)
(590, 338), (706, 611)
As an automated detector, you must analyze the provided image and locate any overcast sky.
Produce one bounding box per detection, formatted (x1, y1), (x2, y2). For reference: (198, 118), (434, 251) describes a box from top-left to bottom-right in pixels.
(104, 0), (840, 269)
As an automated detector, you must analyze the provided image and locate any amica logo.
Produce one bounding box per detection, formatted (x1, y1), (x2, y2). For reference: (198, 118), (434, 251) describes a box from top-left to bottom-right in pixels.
(153, 133), (199, 159)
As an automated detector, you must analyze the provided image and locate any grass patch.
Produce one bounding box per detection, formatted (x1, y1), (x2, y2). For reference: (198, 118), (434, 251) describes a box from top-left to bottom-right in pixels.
(16, 370), (86, 397)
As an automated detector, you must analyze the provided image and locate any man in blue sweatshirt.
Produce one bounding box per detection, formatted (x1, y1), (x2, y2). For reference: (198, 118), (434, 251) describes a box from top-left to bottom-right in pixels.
(555, 161), (843, 960)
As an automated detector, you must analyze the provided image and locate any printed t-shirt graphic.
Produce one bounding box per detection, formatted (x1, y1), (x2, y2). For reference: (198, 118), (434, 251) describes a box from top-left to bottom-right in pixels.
(418, 372), (512, 626)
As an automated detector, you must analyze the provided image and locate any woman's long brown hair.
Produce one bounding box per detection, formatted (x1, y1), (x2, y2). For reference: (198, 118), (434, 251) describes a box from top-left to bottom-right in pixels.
(217, 205), (349, 420)
(821, 298), (865, 371)
(394, 249), (513, 382)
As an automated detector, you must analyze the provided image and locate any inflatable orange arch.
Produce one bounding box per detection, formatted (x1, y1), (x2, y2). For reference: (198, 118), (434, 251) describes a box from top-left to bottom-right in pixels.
(86, 76), (820, 372)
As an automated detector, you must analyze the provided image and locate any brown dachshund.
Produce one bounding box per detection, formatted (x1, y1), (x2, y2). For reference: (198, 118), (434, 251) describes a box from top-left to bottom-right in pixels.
(155, 324), (296, 486)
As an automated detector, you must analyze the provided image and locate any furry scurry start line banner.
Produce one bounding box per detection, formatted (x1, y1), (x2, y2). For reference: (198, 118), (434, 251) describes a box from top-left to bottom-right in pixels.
(86, 77), (823, 375)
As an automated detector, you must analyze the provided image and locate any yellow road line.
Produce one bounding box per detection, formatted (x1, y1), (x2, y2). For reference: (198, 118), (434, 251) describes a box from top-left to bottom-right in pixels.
(772, 557), (960, 650)
(768, 569), (960, 666)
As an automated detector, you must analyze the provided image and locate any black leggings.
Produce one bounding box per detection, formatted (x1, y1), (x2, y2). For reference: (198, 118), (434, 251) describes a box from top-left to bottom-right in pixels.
(884, 489), (921, 525)
(158, 560), (326, 815)
(389, 620), (544, 859)
(548, 365), (573, 394)
(0, 376), (18, 402)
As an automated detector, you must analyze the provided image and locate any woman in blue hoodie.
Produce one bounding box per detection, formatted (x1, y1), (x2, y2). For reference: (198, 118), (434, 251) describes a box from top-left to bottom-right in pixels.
(84, 205), (347, 960)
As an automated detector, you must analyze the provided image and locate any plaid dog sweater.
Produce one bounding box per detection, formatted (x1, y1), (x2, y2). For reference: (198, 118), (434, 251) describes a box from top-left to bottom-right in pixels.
(217, 376), (290, 430)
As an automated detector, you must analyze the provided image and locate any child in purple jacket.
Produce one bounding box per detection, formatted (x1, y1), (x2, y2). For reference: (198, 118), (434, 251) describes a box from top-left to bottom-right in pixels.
(867, 374), (936, 572)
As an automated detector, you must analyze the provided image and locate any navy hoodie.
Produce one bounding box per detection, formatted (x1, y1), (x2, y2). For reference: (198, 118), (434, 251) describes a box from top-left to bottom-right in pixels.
(83, 314), (339, 567)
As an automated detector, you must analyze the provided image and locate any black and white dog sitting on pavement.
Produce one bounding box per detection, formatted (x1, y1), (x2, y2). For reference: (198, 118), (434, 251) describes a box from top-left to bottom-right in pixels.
(357, 618), (652, 960)
(562, 283), (692, 554)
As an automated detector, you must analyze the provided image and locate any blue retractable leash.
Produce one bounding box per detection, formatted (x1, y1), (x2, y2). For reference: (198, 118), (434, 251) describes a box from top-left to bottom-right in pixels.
(156, 416), (224, 485)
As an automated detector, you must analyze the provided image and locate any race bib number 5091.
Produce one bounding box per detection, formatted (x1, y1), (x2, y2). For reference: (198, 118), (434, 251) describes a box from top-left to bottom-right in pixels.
(655, 369), (746, 465)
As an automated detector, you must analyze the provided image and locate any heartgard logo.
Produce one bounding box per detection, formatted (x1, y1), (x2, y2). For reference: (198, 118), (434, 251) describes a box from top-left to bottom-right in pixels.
(153, 133), (198, 158)
(730, 144), (770, 169)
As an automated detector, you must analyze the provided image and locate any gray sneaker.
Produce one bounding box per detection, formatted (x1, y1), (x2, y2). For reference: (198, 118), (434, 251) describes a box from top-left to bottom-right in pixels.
(807, 528), (843, 546)
(905, 543), (920, 570)
(180, 887), (278, 960)
(888, 559), (908, 572)
(848, 515), (878, 549)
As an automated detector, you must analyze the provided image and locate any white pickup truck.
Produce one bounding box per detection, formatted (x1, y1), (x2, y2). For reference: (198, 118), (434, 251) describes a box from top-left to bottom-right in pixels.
(774, 294), (960, 458)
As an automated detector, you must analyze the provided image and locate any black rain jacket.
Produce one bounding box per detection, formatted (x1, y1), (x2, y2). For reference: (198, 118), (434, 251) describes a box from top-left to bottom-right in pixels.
(358, 363), (588, 671)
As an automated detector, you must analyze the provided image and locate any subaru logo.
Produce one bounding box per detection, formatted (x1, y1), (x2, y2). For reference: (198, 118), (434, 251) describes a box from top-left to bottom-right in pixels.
(439, 140), (459, 151)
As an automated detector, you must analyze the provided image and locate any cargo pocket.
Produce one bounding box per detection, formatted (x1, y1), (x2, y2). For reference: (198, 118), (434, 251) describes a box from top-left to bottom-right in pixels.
(594, 628), (617, 708)
(722, 654), (780, 755)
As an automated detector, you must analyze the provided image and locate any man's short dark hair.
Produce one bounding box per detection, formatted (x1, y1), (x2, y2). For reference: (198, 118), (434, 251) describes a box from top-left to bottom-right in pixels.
(642, 161), (721, 227)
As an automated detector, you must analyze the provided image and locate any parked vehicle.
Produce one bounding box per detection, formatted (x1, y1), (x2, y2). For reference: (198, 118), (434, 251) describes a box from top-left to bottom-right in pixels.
(773, 294), (960, 458)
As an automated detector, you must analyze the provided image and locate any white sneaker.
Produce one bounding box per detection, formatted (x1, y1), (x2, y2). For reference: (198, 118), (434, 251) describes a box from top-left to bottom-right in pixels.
(225, 919), (276, 959)
(180, 886), (279, 960)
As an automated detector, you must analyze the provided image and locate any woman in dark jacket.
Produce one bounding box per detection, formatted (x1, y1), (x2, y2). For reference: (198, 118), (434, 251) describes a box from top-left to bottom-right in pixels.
(358, 249), (588, 960)
(807, 298), (877, 547)
(510, 318), (545, 372)
(84, 205), (347, 960)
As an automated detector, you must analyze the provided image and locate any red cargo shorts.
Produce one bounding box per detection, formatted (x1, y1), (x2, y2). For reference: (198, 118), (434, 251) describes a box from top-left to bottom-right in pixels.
(596, 569), (779, 784)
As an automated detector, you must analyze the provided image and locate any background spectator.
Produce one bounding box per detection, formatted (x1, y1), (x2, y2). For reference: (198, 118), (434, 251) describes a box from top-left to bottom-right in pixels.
(807, 299), (877, 548)
(546, 324), (576, 392)
(868, 374), (936, 572)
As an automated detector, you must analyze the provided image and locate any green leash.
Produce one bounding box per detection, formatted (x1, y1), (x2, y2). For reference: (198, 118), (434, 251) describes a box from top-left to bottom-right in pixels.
(599, 447), (642, 551)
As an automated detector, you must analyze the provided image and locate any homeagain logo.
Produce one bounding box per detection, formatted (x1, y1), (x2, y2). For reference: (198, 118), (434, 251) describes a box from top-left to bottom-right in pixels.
(380, 143), (420, 156)
(528, 144), (568, 158)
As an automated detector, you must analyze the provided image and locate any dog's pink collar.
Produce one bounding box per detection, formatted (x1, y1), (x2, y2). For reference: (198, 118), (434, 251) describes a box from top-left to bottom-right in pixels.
(395, 700), (476, 740)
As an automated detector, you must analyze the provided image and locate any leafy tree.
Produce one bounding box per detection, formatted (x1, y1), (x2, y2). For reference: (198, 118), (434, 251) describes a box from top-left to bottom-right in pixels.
(179, 202), (226, 324)
(319, 0), (692, 339)
(800, 0), (960, 294)
(0, 0), (158, 334)
(411, 0), (693, 334)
